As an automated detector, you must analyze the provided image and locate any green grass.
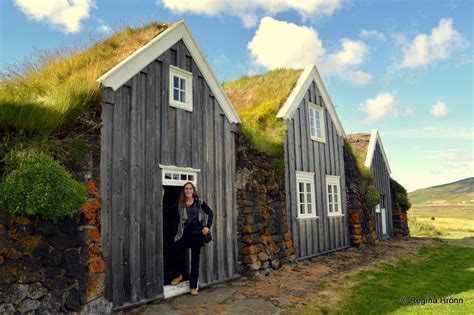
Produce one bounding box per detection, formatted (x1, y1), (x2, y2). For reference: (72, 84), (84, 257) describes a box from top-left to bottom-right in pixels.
(223, 69), (302, 156)
(409, 205), (474, 248)
(340, 244), (474, 314)
(409, 177), (474, 205)
(302, 243), (474, 314)
(0, 22), (169, 132)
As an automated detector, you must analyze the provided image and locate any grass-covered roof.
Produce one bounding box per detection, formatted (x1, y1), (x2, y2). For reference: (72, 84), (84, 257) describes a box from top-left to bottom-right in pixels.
(347, 133), (370, 167)
(223, 69), (302, 156)
(0, 22), (169, 132)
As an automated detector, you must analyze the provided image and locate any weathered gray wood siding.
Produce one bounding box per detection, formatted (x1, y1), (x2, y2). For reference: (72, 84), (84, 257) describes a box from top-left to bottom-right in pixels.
(284, 81), (349, 259)
(370, 142), (393, 240)
(100, 40), (238, 308)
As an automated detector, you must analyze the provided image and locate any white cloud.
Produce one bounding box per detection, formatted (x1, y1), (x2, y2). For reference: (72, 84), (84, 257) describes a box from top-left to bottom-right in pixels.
(248, 17), (372, 85)
(359, 29), (385, 41)
(160, 0), (343, 28)
(359, 92), (398, 121)
(319, 38), (372, 84)
(430, 101), (448, 117)
(392, 18), (468, 70)
(14, 0), (94, 33)
(97, 24), (112, 35)
(247, 17), (325, 69)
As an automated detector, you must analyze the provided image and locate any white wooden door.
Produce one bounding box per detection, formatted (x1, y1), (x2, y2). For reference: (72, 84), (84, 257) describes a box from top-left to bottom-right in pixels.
(381, 208), (387, 235)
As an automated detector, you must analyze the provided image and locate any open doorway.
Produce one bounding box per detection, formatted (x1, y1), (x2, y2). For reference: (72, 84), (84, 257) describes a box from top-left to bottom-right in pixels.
(160, 165), (199, 298)
(163, 185), (183, 285)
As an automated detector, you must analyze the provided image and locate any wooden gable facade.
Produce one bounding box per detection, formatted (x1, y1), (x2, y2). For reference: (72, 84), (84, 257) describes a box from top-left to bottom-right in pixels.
(365, 130), (393, 240)
(97, 21), (240, 308)
(278, 65), (350, 259)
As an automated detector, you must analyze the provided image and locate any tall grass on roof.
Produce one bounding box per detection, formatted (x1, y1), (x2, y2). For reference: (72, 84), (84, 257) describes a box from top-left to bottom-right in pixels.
(223, 69), (302, 156)
(0, 22), (169, 132)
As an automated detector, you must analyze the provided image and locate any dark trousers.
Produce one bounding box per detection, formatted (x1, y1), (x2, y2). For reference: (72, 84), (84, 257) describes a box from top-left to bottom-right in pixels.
(170, 233), (202, 289)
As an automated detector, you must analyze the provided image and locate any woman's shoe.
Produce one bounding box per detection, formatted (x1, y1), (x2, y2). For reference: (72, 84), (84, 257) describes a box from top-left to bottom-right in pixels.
(190, 288), (198, 296)
(171, 274), (183, 285)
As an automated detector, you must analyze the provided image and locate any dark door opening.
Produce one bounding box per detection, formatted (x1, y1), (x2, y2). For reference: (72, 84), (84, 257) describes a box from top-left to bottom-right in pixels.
(163, 185), (183, 285)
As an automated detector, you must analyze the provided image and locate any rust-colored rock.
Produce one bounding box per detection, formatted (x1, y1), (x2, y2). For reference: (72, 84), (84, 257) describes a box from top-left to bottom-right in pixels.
(242, 245), (259, 255)
(82, 226), (100, 244)
(88, 259), (105, 273)
(84, 273), (105, 303)
(258, 252), (269, 262)
(16, 235), (42, 257)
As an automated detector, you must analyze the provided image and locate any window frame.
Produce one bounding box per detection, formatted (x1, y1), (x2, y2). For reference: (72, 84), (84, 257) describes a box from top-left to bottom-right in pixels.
(169, 65), (193, 112)
(296, 171), (318, 220)
(159, 164), (199, 187)
(308, 102), (325, 143)
(326, 175), (343, 217)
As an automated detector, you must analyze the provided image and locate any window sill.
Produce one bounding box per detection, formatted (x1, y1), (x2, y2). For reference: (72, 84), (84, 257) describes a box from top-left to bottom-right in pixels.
(297, 216), (319, 221)
(327, 214), (344, 218)
(310, 137), (326, 144)
(170, 101), (193, 112)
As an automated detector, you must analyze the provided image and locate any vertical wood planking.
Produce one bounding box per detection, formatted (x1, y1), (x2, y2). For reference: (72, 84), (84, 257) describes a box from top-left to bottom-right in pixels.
(224, 120), (233, 278)
(154, 59), (164, 294)
(159, 51), (171, 165)
(129, 76), (141, 303)
(144, 63), (156, 297)
(287, 120), (299, 258)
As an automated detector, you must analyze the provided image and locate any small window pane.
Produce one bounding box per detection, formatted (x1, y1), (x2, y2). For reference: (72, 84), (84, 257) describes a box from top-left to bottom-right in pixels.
(334, 203), (338, 212)
(173, 88), (179, 101)
(316, 126), (321, 138)
(307, 203), (312, 214)
(173, 76), (179, 88)
(181, 174), (187, 180)
(328, 193), (332, 203)
(180, 78), (186, 89)
(306, 183), (311, 193)
(299, 182), (305, 193)
(188, 175), (194, 181)
(165, 173), (172, 179)
(307, 192), (311, 203)
(300, 192), (305, 203)
(334, 185), (338, 195)
(328, 185), (332, 193)
(329, 203), (333, 213)
(299, 203), (305, 215)
(180, 90), (186, 102)
(173, 173), (179, 180)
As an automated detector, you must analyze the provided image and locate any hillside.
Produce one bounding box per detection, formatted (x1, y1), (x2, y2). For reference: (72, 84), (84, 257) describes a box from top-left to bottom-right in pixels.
(409, 177), (474, 205)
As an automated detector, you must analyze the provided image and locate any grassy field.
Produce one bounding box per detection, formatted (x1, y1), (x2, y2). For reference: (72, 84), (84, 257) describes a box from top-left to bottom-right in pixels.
(409, 205), (474, 248)
(330, 243), (474, 314)
(299, 204), (474, 314)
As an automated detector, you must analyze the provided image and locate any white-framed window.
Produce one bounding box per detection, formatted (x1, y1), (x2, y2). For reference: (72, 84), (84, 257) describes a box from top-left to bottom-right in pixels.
(159, 164), (199, 186)
(296, 171), (317, 219)
(308, 102), (325, 143)
(326, 175), (342, 216)
(169, 65), (193, 111)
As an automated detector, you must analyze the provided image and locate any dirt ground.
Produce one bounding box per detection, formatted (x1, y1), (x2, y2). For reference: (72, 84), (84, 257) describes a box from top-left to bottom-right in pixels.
(122, 238), (437, 315)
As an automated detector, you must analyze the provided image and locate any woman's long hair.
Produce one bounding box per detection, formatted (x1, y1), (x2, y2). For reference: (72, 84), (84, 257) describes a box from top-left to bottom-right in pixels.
(178, 182), (198, 207)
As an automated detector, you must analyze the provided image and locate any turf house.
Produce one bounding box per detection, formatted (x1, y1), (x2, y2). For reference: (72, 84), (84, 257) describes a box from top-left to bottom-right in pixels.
(224, 64), (350, 262)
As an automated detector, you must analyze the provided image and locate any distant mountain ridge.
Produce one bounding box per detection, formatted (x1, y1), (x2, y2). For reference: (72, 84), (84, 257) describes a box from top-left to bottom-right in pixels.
(409, 177), (474, 205)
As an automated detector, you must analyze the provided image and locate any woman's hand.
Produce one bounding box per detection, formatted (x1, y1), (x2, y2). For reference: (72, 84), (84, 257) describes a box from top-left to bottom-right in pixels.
(202, 227), (209, 235)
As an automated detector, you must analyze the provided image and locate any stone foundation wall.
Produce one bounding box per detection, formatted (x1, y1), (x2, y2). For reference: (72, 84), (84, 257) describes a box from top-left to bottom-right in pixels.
(343, 145), (376, 245)
(390, 182), (410, 238)
(236, 132), (295, 275)
(0, 180), (111, 313)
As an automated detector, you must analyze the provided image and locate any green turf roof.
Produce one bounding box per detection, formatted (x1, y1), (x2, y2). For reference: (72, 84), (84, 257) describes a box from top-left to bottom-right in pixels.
(223, 68), (303, 156)
(347, 133), (371, 167)
(0, 22), (170, 132)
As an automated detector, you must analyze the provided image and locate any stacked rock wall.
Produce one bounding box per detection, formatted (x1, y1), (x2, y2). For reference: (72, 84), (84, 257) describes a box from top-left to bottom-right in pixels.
(0, 180), (111, 313)
(390, 181), (410, 238)
(236, 132), (295, 275)
(343, 145), (376, 245)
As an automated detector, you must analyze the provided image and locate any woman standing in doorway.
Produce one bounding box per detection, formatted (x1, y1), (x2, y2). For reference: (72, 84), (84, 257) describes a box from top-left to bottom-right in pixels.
(169, 182), (213, 296)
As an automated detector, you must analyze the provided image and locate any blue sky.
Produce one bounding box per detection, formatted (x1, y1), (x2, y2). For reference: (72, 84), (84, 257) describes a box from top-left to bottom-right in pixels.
(1, 0), (473, 192)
